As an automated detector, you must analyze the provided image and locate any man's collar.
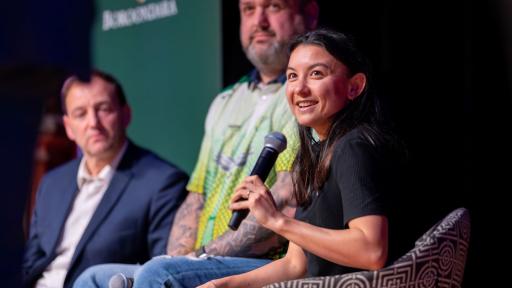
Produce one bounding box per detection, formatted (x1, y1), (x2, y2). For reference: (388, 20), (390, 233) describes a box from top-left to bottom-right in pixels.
(248, 69), (286, 89)
(77, 141), (128, 188)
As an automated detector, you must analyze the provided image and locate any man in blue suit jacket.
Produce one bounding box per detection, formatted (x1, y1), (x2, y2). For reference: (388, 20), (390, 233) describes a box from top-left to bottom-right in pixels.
(22, 70), (188, 288)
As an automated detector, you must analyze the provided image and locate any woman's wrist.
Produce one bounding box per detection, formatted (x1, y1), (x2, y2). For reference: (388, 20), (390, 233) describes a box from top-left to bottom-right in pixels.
(267, 212), (288, 233)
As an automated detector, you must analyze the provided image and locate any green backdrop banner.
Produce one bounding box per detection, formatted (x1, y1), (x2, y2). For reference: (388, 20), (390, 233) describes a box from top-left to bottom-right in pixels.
(92, 0), (221, 173)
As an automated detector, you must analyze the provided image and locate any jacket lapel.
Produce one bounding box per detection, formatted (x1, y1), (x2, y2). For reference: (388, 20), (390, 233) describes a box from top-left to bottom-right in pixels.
(68, 143), (137, 267)
(45, 160), (80, 254)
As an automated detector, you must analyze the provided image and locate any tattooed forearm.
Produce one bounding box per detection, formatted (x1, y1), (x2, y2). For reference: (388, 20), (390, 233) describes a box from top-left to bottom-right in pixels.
(206, 214), (288, 257)
(205, 172), (295, 257)
(167, 192), (204, 256)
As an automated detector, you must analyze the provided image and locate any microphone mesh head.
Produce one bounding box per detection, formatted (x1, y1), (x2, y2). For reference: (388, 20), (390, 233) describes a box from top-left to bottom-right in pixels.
(264, 131), (287, 153)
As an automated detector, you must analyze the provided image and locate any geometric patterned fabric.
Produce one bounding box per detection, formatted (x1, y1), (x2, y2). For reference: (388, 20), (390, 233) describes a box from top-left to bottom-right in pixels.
(265, 207), (470, 288)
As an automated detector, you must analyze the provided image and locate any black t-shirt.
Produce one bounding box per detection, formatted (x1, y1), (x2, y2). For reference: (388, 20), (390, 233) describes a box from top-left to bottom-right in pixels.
(295, 127), (405, 277)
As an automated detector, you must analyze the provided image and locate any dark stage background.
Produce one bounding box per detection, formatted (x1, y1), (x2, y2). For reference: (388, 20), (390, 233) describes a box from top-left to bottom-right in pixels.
(1, 1), (93, 286)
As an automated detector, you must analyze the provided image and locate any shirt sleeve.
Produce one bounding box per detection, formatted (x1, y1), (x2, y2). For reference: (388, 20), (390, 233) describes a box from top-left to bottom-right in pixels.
(185, 134), (211, 194)
(186, 91), (227, 194)
(333, 136), (388, 226)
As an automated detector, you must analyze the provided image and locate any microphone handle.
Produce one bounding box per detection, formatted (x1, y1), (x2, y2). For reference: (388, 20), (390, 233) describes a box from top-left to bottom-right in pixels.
(249, 147), (279, 180)
(228, 147), (279, 230)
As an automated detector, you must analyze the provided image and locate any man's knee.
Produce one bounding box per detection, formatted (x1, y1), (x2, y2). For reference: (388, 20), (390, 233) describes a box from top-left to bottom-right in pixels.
(73, 265), (105, 287)
(134, 256), (200, 288)
(74, 264), (138, 288)
(136, 255), (175, 278)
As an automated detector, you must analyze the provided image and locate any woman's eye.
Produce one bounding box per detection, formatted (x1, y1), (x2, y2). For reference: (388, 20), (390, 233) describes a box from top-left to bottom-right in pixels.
(287, 73), (297, 80)
(311, 70), (324, 78)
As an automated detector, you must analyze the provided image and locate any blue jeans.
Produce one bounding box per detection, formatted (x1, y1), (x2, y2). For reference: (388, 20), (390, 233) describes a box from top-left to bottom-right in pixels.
(73, 263), (140, 287)
(73, 256), (270, 288)
(133, 256), (270, 288)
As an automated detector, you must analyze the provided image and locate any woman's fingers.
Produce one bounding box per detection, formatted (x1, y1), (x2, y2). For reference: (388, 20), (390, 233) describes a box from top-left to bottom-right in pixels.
(243, 176), (267, 195)
(229, 175), (275, 214)
(230, 185), (253, 211)
(229, 199), (250, 211)
(230, 183), (250, 202)
(244, 175), (264, 187)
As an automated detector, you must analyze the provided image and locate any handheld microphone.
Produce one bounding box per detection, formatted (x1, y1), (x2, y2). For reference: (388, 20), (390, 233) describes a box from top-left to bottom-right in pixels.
(228, 131), (287, 230)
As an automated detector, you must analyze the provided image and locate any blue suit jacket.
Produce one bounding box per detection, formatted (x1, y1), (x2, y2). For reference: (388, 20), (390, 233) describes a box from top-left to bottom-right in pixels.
(22, 142), (188, 288)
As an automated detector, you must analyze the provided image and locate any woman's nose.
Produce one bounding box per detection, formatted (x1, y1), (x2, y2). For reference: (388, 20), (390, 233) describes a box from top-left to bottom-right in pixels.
(294, 79), (310, 97)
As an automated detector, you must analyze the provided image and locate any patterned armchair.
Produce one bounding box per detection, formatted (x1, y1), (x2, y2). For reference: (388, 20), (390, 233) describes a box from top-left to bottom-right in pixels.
(265, 207), (470, 288)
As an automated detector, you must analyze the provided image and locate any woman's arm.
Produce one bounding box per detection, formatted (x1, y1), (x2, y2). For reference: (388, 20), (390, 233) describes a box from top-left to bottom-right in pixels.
(274, 214), (388, 270)
(231, 176), (388, 271)
(198, 241), (307, 288)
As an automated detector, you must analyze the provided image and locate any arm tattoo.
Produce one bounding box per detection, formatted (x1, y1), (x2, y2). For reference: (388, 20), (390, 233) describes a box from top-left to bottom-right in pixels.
(167, 192), (204, 256)
(205, 172), (295, 257)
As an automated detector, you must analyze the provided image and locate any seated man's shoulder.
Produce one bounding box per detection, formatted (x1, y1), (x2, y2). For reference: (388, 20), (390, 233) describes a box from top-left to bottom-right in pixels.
(219, 74), (251, 95)
(129, 144), (188, 178)
(213, 74), (253, 104)
(42, 157), (81, 181)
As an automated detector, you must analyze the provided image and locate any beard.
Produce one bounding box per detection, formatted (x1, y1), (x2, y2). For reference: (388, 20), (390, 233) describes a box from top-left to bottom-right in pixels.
(245, 39), (289, 76)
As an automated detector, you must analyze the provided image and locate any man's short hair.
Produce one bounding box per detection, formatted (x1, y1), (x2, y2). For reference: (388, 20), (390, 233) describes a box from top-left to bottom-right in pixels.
(60, 70), (127, 114)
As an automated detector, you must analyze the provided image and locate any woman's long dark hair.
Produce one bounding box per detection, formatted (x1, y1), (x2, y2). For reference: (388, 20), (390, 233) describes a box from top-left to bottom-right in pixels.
(290, 29), (392, 206)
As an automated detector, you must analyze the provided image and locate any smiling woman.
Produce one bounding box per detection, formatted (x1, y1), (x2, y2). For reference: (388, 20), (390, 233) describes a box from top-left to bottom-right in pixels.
(285, 44), (366, 139)
(198, 29), (407, 288)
